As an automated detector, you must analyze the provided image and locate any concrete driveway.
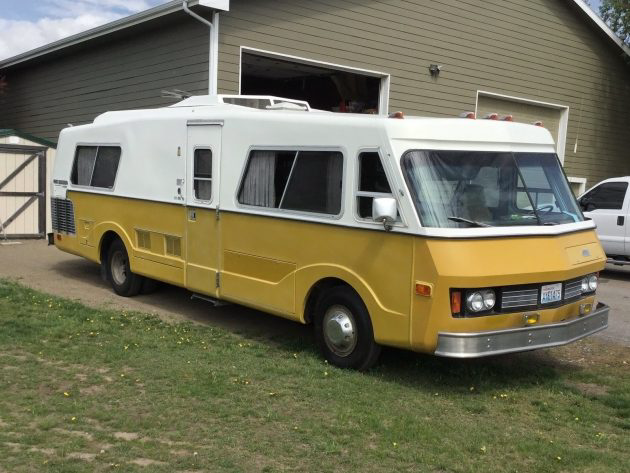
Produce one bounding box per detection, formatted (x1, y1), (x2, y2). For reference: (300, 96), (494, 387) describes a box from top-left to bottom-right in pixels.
(0, 240), (629, 347)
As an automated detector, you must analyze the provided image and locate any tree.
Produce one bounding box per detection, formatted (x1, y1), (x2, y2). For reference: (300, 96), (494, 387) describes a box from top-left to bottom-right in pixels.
(600, 0), (630, 46)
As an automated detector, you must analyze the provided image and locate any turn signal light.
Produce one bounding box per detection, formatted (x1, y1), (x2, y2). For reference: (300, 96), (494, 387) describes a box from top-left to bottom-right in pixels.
(579, 303), (592, 316)
(524, 313), (539, 326)
(415, 282), (433, 297)
(451, 291), (462, 315)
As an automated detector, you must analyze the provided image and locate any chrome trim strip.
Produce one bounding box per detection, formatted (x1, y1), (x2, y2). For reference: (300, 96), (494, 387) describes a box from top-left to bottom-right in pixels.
(435, 303), (609, 358)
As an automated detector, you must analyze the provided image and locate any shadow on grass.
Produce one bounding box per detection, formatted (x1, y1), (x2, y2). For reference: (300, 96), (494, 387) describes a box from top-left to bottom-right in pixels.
(49, 258), (572, 391)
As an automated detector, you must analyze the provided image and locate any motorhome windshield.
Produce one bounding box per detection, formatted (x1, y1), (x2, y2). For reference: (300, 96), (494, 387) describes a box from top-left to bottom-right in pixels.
(401, 151), (583, 228)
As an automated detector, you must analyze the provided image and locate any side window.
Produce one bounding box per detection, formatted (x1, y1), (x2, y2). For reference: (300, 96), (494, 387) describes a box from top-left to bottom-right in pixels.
(238, 150), (343, 215)
(70, 145), (121, 189)
(356, 152), (393, 219)
(193, 148), (212, 201)
(581, 182), (628, 211)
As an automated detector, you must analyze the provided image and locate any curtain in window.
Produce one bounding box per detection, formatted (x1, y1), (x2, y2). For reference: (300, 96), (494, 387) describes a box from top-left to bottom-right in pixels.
(77, 147), (98, 186)
(240, 151), (276, 207)
(326, 153), (343, 214)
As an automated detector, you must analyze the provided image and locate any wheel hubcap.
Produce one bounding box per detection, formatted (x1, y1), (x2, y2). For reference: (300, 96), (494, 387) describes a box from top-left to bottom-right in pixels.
(323, 305), (357, 357)
(111, 251), (127, 286)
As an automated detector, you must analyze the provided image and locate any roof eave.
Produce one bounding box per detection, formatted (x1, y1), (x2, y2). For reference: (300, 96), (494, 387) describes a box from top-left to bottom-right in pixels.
(571, 0), (630, 58)
(0, 0), (229, 69)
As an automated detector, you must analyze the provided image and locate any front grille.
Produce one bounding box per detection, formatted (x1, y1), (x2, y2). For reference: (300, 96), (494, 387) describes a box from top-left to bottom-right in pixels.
(564, 278), (583, 300)
(51, 197), (76, 235)
(501, 288), (538, 309)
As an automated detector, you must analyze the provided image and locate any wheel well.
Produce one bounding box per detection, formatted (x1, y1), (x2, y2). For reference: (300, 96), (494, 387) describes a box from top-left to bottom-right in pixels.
(99, 231), (120, 264)
(303, 277), (355, 324)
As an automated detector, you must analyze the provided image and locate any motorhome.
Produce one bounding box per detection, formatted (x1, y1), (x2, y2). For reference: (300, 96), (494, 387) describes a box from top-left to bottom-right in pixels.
(50, 95), (609, 370)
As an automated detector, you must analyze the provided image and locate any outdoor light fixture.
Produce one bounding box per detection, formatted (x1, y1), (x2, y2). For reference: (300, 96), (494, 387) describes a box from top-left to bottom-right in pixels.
(429, 64), (442, 77)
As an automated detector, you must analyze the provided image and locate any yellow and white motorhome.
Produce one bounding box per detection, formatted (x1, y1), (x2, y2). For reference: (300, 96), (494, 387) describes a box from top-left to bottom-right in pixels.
(51, 95), (609, 369)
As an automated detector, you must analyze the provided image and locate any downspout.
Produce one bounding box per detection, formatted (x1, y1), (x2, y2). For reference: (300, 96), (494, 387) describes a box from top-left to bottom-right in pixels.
(182, 0), (219, 95)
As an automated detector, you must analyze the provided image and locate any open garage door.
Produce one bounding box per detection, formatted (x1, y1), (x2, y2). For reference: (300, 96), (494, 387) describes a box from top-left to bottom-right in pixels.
(240, 50), (388, 115)
(476, 94), (568, 159)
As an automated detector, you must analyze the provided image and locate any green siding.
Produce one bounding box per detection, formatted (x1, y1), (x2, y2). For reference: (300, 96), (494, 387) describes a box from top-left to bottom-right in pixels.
(0, 0), (629, 187)
(0, 14), (210, 143)
(217, 0), (630, 187)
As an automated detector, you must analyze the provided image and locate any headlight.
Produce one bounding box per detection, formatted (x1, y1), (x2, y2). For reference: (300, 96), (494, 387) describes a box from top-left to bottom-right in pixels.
(588, 274), (598, 291)
(581, 277), (589, 293)
(466, 289), (495, 312)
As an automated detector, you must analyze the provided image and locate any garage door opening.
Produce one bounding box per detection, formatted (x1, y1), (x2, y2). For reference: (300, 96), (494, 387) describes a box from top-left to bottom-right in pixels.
(240, 51), (387, 114)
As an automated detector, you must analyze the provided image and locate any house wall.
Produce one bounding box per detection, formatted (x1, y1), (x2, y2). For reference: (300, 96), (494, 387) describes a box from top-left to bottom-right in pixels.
(0, 14), (210, 144)
(217, 0), (630, 186)
(1, 0), (629, 187)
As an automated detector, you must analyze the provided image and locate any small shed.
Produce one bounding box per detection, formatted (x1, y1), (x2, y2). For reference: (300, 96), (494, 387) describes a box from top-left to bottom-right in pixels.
(0, 129), (55, 239)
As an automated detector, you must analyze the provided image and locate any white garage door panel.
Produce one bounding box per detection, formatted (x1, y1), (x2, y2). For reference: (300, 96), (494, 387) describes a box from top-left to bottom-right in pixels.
(477, 95), (562, 146)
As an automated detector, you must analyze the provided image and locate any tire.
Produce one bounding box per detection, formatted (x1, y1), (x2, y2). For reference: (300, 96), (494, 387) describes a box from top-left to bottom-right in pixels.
(141, 277), (160, 294)
(106, 238), (144, 297)
(313, 286), (381, 371)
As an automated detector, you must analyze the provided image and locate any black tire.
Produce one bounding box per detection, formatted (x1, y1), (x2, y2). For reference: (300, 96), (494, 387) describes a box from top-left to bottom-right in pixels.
(313, 286), (381, 371)
(141, 277), (160, 294)
(106, 238), (144, 297)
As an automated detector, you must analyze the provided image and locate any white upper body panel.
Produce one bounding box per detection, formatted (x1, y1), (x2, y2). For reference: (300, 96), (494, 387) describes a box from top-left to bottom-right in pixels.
(52, 95), (593, 238)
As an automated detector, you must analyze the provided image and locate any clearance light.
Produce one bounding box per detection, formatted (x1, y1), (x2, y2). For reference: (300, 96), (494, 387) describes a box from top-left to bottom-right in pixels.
(56, 234), (62, 241)
(579, 303), (593, 316)
(451, 291), (462, 315)
(460, 111), (476, 119)
(524, 313), (540, 325)
(501, 115), (513, 121)
(484, 113), (499, 120)
(389, 111), (405, 119)
(415, 282), (433, 297)
(533, 121), (544, 127)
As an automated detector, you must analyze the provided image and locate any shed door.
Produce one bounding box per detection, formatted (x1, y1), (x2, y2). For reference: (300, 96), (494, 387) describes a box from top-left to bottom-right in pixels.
(0, 144), (46, 238)
(185, 124), (222, 296)
(477, 95), (562, 148)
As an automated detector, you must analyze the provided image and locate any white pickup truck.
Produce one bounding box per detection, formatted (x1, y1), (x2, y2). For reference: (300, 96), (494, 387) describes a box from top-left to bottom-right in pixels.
(579, 176), (630, 264)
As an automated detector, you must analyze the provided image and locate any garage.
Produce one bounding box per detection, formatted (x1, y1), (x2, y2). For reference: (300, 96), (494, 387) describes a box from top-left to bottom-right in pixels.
(240, 50), (389, 115)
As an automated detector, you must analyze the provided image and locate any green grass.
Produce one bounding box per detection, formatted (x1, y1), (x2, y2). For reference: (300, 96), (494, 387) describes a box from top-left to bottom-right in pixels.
(0, 279), (629, 472)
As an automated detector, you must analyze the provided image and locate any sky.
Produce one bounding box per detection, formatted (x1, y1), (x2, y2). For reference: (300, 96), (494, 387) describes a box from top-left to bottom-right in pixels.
(0, 0), (608, 62)
(0, 0), (171, 60)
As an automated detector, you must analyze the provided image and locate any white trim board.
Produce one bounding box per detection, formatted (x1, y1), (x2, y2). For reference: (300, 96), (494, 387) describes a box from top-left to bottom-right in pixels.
(568, 176), (587, 195)
(238, 46), (391, 116)
(475, 90), (570, 164)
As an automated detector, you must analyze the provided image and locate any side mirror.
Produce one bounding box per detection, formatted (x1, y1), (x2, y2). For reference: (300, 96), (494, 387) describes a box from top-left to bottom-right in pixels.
(373, 197), (397, 231)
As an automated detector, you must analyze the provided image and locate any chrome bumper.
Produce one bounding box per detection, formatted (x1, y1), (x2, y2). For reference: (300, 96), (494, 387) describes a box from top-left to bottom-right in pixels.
(434, 303), (609, 358)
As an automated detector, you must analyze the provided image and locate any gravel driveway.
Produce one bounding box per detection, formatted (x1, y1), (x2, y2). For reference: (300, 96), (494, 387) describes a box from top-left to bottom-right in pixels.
(1, 240), (629, 347)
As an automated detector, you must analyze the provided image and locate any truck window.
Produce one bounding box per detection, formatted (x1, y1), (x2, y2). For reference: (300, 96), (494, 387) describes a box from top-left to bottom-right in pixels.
(581, 182), (628, 211)
(356, 152), (393, 218)
(238, 150), (343, 216)
(193, 148), (212, 201)
(70, 145), (121, 189)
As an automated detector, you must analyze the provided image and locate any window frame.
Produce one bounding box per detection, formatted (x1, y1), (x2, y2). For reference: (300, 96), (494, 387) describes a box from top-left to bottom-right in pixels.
(235, 145), (347, 220)
(353, 148), (405, 227)
(69, 143), (122, 192)
(192, 146), (214, 204)
(581, 181), (629, 211)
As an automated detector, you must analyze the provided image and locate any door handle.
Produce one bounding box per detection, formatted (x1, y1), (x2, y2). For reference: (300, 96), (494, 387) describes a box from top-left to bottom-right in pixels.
(618, 216), (625, 226)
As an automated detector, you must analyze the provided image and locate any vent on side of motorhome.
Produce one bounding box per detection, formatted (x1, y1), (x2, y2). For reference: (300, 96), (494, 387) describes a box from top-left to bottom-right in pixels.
(51, 198), (76, 235)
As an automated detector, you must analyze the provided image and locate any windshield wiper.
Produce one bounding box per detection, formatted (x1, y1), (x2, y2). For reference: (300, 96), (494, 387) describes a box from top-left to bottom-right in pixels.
(448, 216), (492, 228)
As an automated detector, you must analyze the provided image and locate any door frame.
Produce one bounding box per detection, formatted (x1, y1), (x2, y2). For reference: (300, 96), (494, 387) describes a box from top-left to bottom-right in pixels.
(238, 46), (391, 116)
(0, 143), (47, 238)
(475, 90), (570, 164)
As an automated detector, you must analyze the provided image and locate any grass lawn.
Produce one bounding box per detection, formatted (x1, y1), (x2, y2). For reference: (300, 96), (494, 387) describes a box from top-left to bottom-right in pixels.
(0, 279), (629, 472)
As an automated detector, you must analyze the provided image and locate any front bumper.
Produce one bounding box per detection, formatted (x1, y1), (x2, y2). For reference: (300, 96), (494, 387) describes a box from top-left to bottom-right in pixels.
(434, 303), (609, 358)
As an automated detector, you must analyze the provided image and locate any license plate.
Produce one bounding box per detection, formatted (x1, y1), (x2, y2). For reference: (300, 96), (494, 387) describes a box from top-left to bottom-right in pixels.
(540, 283), (562, 304)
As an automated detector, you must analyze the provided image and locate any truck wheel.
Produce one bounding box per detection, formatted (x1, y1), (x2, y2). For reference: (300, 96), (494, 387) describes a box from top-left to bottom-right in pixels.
(107, 239), (143, 297)
(314, 286), (381, 371)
